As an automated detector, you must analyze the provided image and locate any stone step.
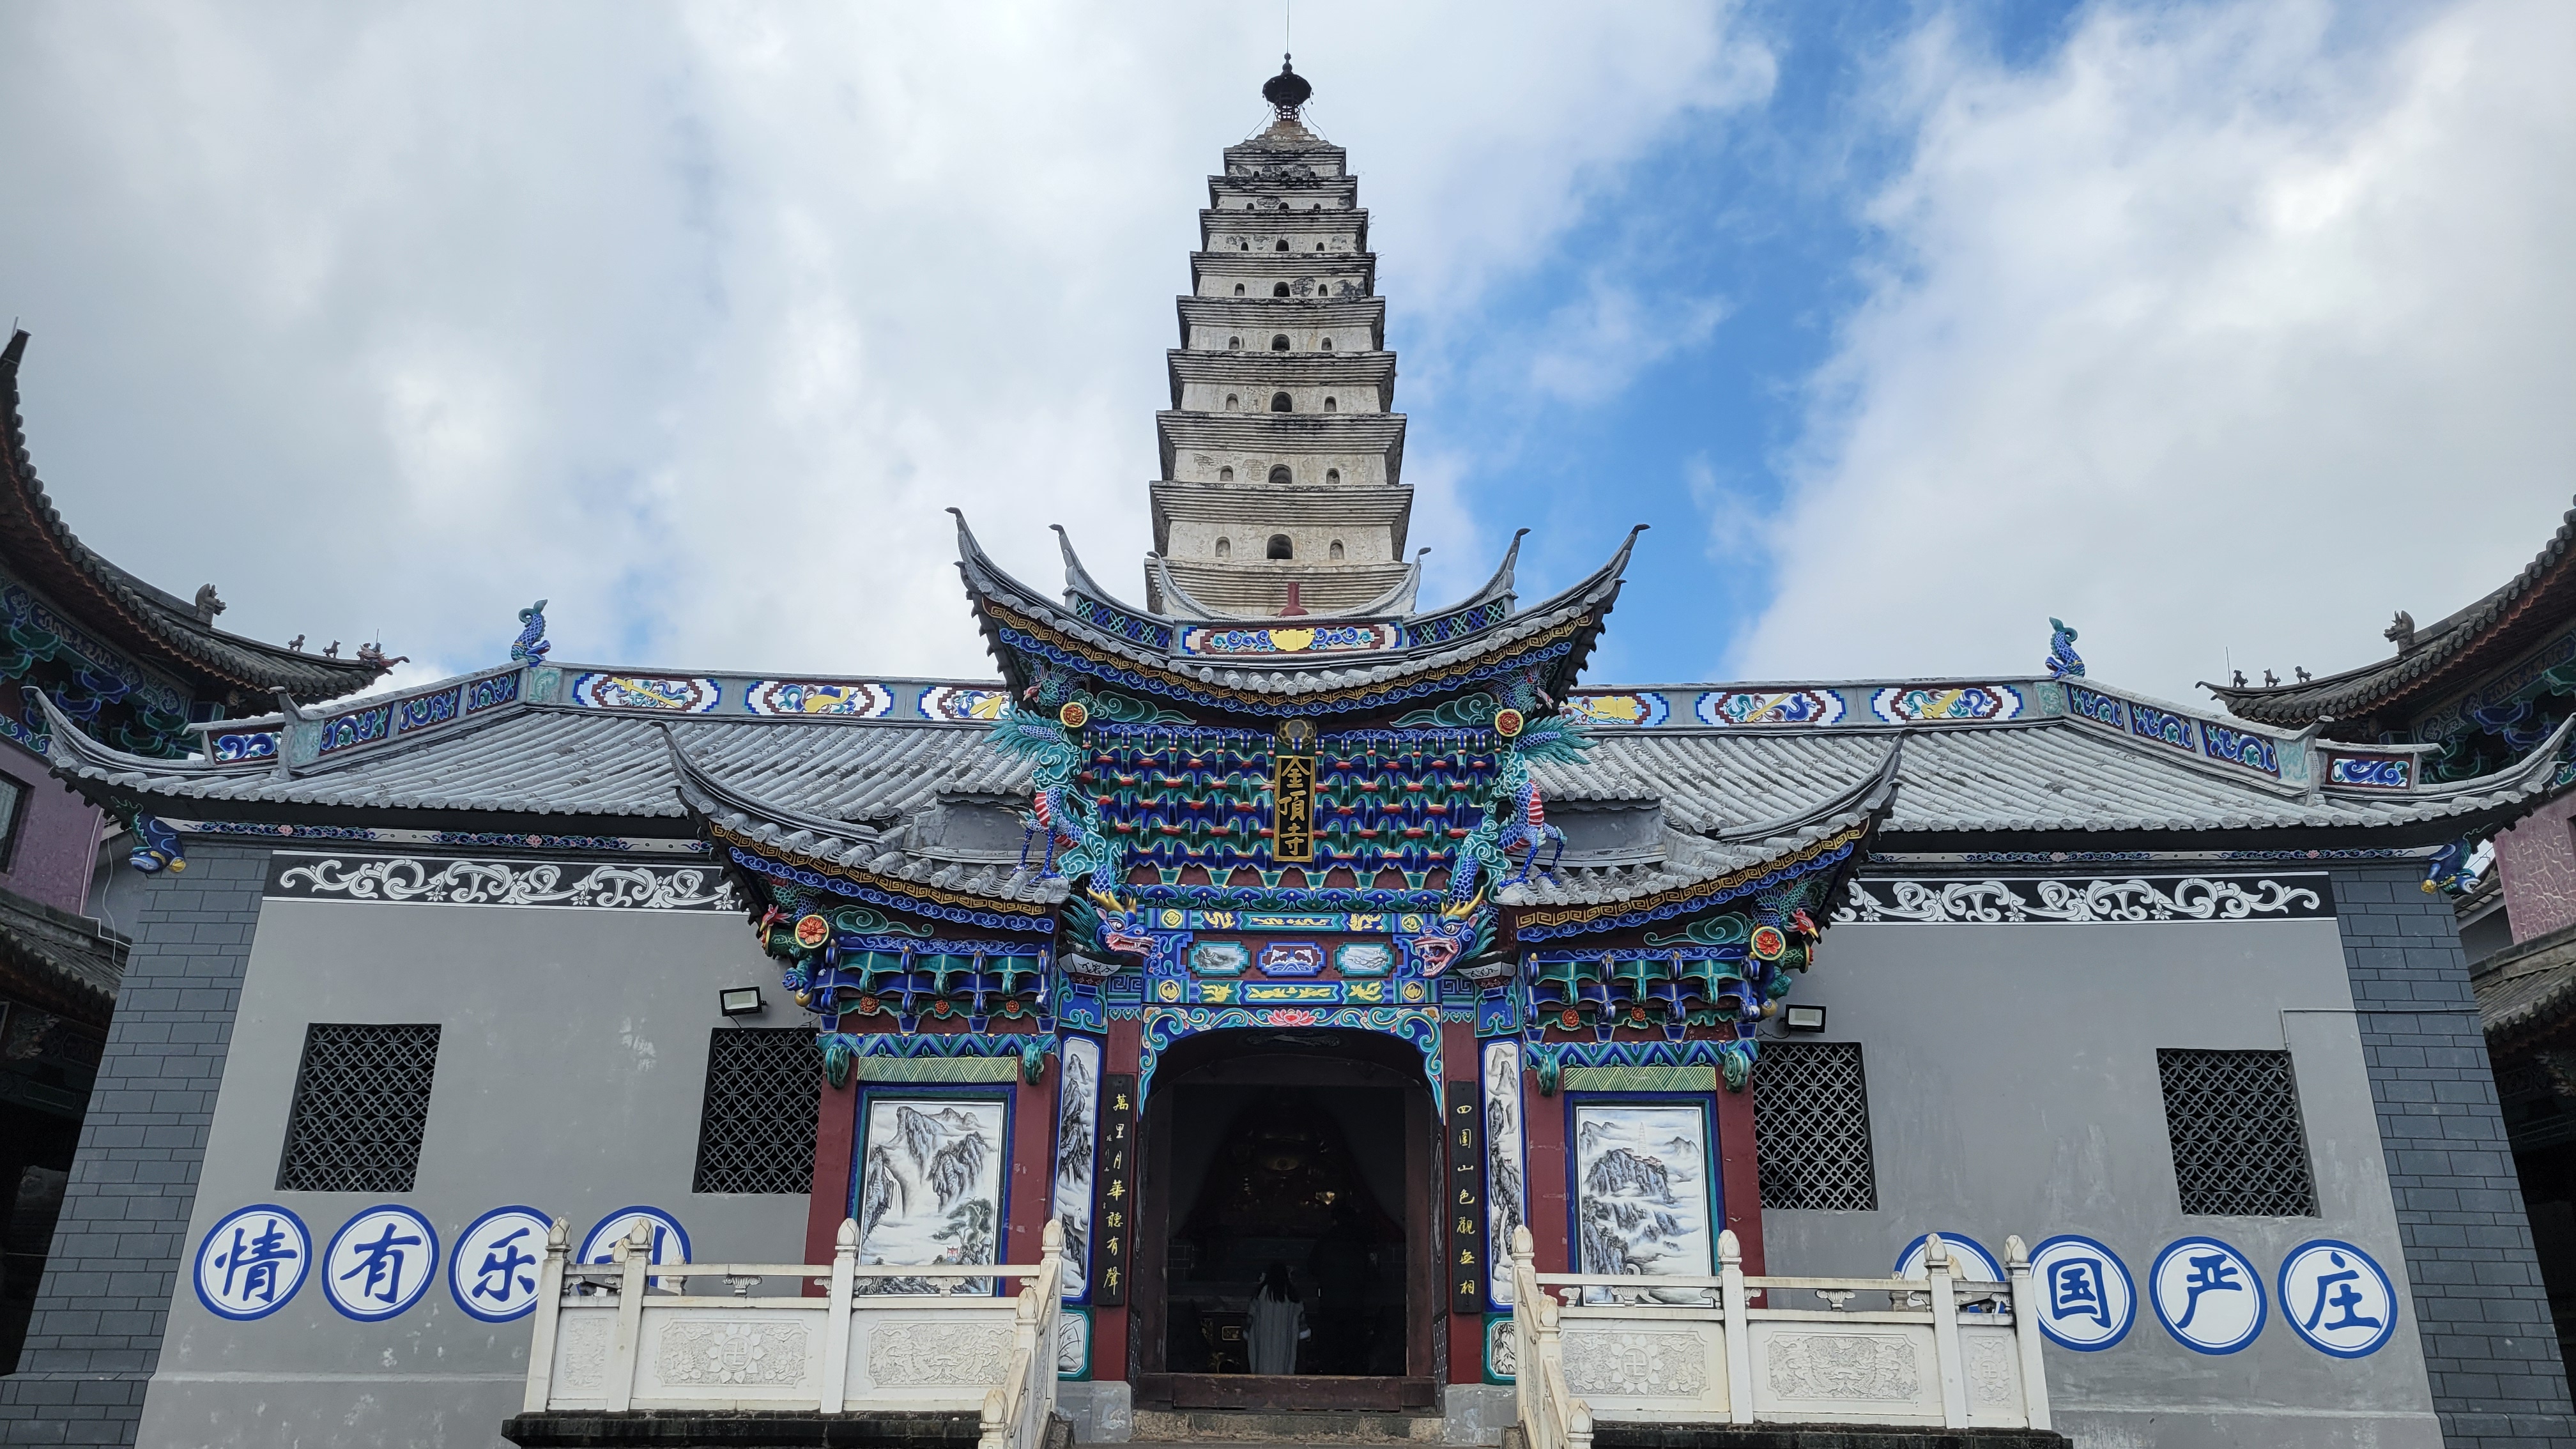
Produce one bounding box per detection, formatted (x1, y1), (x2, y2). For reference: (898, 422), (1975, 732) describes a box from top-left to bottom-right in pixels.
(1129, 1408), (1446, 1443)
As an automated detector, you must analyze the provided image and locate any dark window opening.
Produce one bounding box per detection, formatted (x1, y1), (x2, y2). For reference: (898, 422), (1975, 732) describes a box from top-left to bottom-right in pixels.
(1271, 334), (1291, 351)
(1323, 396), (1337, 413)
(1275, 239), (1289, 252)
(1754, 1041), (1878, 1211)
(693, 1028), (822, 1194)
(1272, 282), (1291, 298)
(277, 1024), (441, 1193)
(1271, 392), (1293, 413)
(1267, 535), (1294, 560)
(1268, 465), (1292, 485)
(1216, 537), (1231, 557)
(1329, 539), (1345, 560)
(2159, 1048), (2319, 1216)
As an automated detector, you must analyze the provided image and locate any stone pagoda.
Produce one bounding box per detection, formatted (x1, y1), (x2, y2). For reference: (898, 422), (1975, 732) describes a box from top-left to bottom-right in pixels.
(1147, 59), (1415, 619)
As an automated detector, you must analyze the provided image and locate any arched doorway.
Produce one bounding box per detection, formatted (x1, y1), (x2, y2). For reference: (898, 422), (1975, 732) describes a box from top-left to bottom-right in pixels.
(1131, 1029), (1439, 1410)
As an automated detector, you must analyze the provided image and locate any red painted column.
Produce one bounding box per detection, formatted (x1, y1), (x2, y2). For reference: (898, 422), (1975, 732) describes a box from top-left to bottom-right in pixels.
(1094, 1018), (1141, 1383)
(802, 1065), (858, 1292)
(1008, 1059), (1053, 1276)
(1713, 1076), (1766, 1275)
(1522, 1064), (1569, 1275)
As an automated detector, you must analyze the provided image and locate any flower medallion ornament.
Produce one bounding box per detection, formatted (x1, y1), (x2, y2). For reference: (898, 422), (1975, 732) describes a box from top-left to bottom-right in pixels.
(793, 914), (831, 951)
(1494, 707), (1525, 738)
(1749, 924), (1788, 962)
(1058, 700), (1089, 730)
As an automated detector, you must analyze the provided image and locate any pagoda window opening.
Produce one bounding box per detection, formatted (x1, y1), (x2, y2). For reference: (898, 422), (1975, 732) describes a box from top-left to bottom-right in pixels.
(1271, 392), (1293, 412)
(1218, 466), (1235, 481)
(1314, 241), (1325, 252)
(1326, 467), (1341, 484)
(1323, 395), (1337, 412)
(1228, 335), (1243, 349)
(1272, 282), (1291, 297)
(1225, 393), (1240, 410)
(1267, 534), (1293, 560)
(1329, 539), (1345, 560)
(1319, 337), (1333, 351)
(1216, 537), (1231, 558)
(1234, 283), (1246, 296)
(1269, 464), (1293, 485)
(1271, 334), (1291, 351)
(1275, 239), (1289, 252)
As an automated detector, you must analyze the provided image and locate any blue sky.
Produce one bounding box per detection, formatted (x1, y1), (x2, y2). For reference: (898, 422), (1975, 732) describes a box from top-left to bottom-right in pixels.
(1, 1), (2568, 706)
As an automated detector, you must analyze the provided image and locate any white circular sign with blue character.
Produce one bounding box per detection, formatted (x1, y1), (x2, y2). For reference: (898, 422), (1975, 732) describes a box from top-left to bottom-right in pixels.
(2027, 1235), (2135, 1351)
(580, 1206), (691, 1291)
(2150, 1236), (2266, 1354)
(322, 1205), (440, 1321)
(194, 1204), (312, 1321)
(2278, 1239), (2398, 1358)
(451, 1206), (553, 1322)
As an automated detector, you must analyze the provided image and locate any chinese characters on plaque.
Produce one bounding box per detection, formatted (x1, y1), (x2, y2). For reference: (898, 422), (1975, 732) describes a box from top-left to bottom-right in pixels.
(1092, 1073), (1137, 1307)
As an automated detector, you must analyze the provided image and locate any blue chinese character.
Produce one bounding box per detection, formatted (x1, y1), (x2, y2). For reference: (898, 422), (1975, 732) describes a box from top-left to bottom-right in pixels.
(338, 1219), (424, 1305)
(216, 1218), (300, 1305)
(473, 1227), (539, 1306)
(2048, 1258), (2110, 1327)
(2301, 1252), (2382, 1335)
(2175, 1253), (2244, 1329)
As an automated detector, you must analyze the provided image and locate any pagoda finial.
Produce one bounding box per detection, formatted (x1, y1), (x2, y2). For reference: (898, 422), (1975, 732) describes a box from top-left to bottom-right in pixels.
(1263, 55), (1312, 119)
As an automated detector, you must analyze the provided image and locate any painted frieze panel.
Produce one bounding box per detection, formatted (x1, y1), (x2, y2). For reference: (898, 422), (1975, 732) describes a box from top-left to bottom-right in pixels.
(395, 686), (463, 733)
(569, 672), (723, 712)
(1835, 874), (2331, 924)
(1572, 1101), (1716, 1290)
(744, 680), (894, 718)
(1179, 622), (1399, 657)
(921, 685), (1009, 723)
(1696, 689), (1845, 728)
(209, 728), (279, 762)
(1564, 691), (1671, 728)
(855, 1095), (1009, 1294)
(2325, 752), (2412, 790)
(266, 854), (738, 910)
(2128, 700), (2198, 754)
(1867, 684), (2023, 724)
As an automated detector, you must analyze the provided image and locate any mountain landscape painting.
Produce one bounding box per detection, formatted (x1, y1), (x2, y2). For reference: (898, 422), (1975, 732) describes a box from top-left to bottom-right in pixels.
(857, 1096), (1008, 1294)
(1051, 1037), (1100, 1300)
(1572, 1102), (1714, 1296)
(1485, 1040), (1527, 1306)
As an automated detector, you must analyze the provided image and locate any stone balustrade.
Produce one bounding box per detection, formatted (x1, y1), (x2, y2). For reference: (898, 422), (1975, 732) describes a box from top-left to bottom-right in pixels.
(1510, 1227), (2053, 1438)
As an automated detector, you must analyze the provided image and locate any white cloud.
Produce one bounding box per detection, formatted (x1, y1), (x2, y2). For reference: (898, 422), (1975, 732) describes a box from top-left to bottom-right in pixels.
(0, 1), (1767, 686)
(1730, 0), (2576, 703)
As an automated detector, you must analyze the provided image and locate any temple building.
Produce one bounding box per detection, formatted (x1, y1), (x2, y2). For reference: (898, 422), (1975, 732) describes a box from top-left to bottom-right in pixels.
(0, 333), (385, 1374)
(1, 61), (2570, 1449)
(2215, 503), (2576, 1392)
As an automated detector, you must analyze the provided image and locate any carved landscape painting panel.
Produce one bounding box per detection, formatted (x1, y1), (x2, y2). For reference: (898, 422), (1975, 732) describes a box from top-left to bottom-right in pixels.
(1572, 1101), (1715, 1296)
(1051, 1037), (1100, 1300)
(1485, 1040), (1526, 1306)
(856, 1096), (1008, 1294)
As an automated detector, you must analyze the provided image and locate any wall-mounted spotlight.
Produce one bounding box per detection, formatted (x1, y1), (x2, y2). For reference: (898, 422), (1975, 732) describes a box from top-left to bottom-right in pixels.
(1782, 1004), (1827, 1034)
(719, 986), (765, 1018)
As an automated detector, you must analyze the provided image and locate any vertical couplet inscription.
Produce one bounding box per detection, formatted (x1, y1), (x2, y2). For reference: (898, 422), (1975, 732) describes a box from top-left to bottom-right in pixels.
(1092, 1074), (1137, 1306)
(1448, 1080), (1485, 1315)
(1271, 719), (1317, 863)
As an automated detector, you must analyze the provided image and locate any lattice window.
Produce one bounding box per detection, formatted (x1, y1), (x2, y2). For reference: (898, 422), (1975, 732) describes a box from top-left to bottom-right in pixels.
(275, 1024), (440, 1193)
(693, 1029), (821, 1194)
(1753, 1041), (1879, 1211)
(2158, 1048), (2319, 1217)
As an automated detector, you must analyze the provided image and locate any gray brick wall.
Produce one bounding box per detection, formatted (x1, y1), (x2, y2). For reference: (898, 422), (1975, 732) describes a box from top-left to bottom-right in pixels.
(2334, 864), (2576, 1448)
(0, 843), (270, 1447)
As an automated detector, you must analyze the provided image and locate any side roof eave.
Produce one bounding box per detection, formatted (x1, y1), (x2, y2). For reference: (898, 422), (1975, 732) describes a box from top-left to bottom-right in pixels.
(2210, 495), (2576, 727)
(1, 332), (390, 703)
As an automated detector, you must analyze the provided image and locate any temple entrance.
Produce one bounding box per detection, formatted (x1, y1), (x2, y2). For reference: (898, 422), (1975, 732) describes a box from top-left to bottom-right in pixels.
(1132, 1030), (1438, 1411)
